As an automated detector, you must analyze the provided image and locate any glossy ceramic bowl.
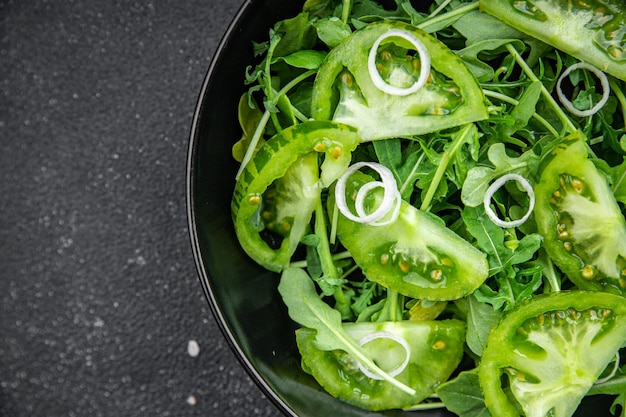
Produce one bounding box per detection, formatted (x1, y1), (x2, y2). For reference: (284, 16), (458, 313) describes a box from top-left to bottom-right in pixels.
(186, 1), (614, 416)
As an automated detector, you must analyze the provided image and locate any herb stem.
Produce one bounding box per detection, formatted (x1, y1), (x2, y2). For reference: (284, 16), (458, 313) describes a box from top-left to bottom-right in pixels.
(609, 78), (626, 130)
(505, 43), (577, 134)
(289, 251), (353, 269)
(235, 109), (271, 181)
(539, 249), (561, 293)
(264, 32), (283, 133)
(378, 289), (400, 322)
(235, 70), (316, 180)
(420, 124), (474, 211)
(314, 198), (341, 279)
(483, 88), (560, 138)
(404, 401), (447, 411)
(341, 0), (351, 23)
(427, 0), (453, 18)
(417, 1), (479, 31)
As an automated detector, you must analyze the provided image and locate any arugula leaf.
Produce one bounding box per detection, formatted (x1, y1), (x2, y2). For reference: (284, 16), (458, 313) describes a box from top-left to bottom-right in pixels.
(349, 0), (411, 21)
(436, 369), (492, 417)
(272, 50), (328, 70)
(496, 81), (542, 140)
(313, 17), (352, 48)
(455, 294), (500, 356)
(303, 0), (340, 17)
(462, 205), (543, 310)
(272, 13), (318, 57)
(453, 9), (549, 65)
(373, 138), (431, 201)
(277, 267), (416, 395)
(349, 279), (382, 317)
(457, 38), (525, 82)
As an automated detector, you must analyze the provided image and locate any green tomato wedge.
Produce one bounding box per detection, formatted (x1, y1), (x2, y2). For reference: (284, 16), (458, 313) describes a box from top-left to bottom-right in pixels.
(479, 0), (626, 80)
(311, 20), (488, 141)
(534, 131), (626, 295)
(479, 290), (626, 417)
(296, 319), (465, 411)
(231, 121), (360, 272)
(329, 170), (489, 301)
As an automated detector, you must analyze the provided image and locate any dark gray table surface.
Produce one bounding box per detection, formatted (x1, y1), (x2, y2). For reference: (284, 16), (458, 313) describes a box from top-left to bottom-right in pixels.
(0, 0), (282, 415)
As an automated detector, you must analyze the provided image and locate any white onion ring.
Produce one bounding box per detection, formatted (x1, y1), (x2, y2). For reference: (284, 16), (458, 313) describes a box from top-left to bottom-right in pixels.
(556, 62), (610, 117)
(483, 173), (535, 228)
(367, 29), (431, 96)
(357, 331), (411, 380)
(354, 181), (402, 226)
(335, 161), (400, 226)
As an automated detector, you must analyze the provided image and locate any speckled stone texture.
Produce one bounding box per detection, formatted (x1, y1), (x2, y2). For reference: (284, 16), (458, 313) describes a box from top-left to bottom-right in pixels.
(0, 0), (282, 416)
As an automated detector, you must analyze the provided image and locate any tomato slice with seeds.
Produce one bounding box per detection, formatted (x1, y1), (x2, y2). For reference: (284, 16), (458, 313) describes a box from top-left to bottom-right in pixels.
(311, 20), (488, 141)
(479, 0), (626, 81)
(296, 319), (465, 411)
(328, 170), (489, 301)
(479, 290), (626, 417)
(231, 121), (360, 272)
(534, 131), (626, 295)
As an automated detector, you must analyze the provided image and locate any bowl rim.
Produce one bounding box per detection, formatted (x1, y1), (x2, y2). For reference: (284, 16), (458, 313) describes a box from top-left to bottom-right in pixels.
(185, 1), (296, 415)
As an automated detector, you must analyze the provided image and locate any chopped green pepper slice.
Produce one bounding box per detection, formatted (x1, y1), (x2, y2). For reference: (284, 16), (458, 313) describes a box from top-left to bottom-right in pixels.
(534, 131), (626, 295)
(311, 20), (489, 141)
(329, 170), (489, 301)
(480, 0), (626, 80)
(232, 121), (360, 272)
(479, 290), (626, 417)
(297, 319), (465, 411)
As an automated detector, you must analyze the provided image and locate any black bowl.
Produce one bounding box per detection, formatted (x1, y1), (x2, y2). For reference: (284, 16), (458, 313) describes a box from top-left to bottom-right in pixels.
(186, 1), (617, 416)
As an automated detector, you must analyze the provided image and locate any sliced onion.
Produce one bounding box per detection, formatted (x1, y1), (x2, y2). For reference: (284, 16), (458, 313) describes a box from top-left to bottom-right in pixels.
(354, 181), (401, 226)
(556, 62), (610, 117)
(335, 161), (400, 226)
(483, 173), (535, 228)
(357, 331), (411, 380)
(367, 29), (431, 96)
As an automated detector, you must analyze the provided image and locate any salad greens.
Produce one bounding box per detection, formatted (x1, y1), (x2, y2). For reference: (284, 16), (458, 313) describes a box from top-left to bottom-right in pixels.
(229, 0), (626, 415)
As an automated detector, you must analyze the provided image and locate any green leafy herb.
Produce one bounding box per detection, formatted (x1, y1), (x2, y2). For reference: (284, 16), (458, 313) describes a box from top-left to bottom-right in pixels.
(437, 369), (491, 417)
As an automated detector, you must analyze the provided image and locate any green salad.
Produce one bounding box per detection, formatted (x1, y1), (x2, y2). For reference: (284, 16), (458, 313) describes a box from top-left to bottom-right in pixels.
(229, 0), (626, 415)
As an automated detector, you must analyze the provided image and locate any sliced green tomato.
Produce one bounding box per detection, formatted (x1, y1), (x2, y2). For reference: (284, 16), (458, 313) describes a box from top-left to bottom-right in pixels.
(311, 20), (488, 141)
(296, 319), (465, 411)
(480, 0), (626, 80)
(329, 171), (489, 301)
(231, 121), (360, 272)
(534, 132), (626, 295)
(479, 290), (626, 417)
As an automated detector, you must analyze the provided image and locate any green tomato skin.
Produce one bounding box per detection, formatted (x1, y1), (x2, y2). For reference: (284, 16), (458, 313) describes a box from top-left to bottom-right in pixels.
(330, 171), (489, 301)
(534, 132), (626, 295)
(479, 290), (626, 417)
(480, 0), (626, 81)
(311, 20), (489, 141)
(232, 121), (360, 272)
(296, 319), (466, 411)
